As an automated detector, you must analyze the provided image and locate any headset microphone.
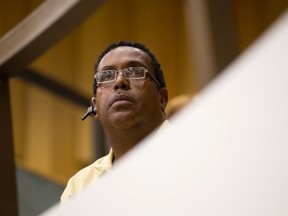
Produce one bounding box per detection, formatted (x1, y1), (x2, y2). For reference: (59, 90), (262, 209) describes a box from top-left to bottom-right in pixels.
(81, 106), (97, 121)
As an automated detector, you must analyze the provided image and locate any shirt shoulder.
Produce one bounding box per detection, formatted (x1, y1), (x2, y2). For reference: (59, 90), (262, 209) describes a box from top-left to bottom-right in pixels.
(60, 149), (114, 204)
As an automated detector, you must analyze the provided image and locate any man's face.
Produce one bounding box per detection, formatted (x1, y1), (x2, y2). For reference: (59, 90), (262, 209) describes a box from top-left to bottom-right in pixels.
(93, 46), (167, 130)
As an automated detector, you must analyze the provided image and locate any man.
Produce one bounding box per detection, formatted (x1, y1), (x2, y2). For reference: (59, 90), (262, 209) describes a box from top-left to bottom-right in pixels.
(61, 41), (168, 203)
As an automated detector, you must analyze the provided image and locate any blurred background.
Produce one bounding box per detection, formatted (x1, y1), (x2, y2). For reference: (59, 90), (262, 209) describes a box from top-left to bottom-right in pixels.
(0, 0), (287, 215)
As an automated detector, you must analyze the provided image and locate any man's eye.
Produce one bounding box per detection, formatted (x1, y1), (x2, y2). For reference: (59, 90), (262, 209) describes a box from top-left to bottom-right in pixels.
(101, 71), (114, 80)
(125, 68), (134, 76)
(125, 68), (141, 77)
(132, 70), (140, 75)
(98, 70), (115, 82)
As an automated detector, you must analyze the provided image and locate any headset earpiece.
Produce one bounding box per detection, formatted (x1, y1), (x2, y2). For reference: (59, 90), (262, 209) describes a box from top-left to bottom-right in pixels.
(81, 106), (97, 121)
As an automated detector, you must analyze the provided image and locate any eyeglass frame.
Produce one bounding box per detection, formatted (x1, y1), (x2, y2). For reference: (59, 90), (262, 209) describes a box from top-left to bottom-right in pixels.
(94, 66), (161, 87)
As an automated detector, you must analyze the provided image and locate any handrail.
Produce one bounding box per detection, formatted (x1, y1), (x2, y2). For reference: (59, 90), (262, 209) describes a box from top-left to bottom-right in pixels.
(0, 0), (104, 78)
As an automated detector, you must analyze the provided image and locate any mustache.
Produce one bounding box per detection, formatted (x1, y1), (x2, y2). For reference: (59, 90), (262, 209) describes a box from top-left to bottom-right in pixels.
(108, 92), (135, 107)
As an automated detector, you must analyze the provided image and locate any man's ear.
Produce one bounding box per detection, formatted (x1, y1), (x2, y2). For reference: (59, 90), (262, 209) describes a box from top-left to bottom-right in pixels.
(159, 88), (168, 115)
(91, 97), (98, 120)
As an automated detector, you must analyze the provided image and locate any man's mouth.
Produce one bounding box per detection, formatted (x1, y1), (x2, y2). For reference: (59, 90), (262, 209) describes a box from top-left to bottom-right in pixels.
(109, 94), (134, 107)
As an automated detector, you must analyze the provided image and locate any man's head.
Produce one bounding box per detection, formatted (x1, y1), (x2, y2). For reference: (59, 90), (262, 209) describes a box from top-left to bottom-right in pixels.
(91, 41), (168, 132)
(93, 41), (166, 95)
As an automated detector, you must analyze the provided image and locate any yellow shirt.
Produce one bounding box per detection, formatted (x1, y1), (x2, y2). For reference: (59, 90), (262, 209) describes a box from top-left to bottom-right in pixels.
(60, 149), (114, 204)
(60, 120), (169, 204)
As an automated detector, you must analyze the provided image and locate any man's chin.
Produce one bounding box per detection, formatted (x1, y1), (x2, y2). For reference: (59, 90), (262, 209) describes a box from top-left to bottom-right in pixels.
(109, 111), (140, 129)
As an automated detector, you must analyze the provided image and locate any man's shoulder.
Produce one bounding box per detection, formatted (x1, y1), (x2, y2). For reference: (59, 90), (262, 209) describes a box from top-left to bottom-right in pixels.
(70, 149), (114, 182)
(61, 149), (114, 203)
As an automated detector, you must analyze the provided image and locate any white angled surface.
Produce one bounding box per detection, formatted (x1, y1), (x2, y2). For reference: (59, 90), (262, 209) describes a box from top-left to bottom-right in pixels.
(43, 10), (288, 216)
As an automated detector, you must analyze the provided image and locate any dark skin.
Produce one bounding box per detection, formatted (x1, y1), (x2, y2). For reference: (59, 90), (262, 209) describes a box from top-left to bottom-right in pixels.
(92, 46), (168, 161)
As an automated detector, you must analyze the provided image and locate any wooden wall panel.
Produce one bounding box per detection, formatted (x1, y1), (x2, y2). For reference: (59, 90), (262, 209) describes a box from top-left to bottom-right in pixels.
(234, 0), (288, 50)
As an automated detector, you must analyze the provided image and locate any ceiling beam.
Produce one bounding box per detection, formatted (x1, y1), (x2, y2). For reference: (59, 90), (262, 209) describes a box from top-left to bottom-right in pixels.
(20, 68), (90, 107)
(0, 0), (104, 78)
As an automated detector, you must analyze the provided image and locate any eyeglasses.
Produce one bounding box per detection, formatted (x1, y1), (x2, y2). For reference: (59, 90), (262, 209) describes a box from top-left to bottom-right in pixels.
(94, 67), (160, 87)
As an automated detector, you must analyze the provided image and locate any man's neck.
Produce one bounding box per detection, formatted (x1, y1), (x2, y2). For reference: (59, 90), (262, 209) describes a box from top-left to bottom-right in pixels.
(105, 119), (165, 161)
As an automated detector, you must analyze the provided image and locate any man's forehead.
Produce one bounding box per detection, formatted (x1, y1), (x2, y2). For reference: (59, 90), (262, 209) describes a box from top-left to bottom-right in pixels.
(99, 46), (151, 68)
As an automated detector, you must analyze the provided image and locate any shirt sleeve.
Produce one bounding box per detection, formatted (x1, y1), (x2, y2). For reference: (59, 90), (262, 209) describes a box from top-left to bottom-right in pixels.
(60, 177), (74, 205)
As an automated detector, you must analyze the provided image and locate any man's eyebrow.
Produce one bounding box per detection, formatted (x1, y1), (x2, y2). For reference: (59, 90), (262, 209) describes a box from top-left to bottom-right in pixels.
(124, 60), (146, 67)
(99, 61), (148, 71)
(99, 65), (115, 71)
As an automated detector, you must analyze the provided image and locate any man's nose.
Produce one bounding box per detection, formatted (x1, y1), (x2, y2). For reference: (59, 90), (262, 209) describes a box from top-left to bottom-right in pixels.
(113, 71), (130, 91)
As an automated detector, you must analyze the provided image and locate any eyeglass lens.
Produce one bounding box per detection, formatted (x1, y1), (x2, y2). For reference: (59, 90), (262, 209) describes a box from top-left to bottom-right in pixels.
(96, 67), (146, 83)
